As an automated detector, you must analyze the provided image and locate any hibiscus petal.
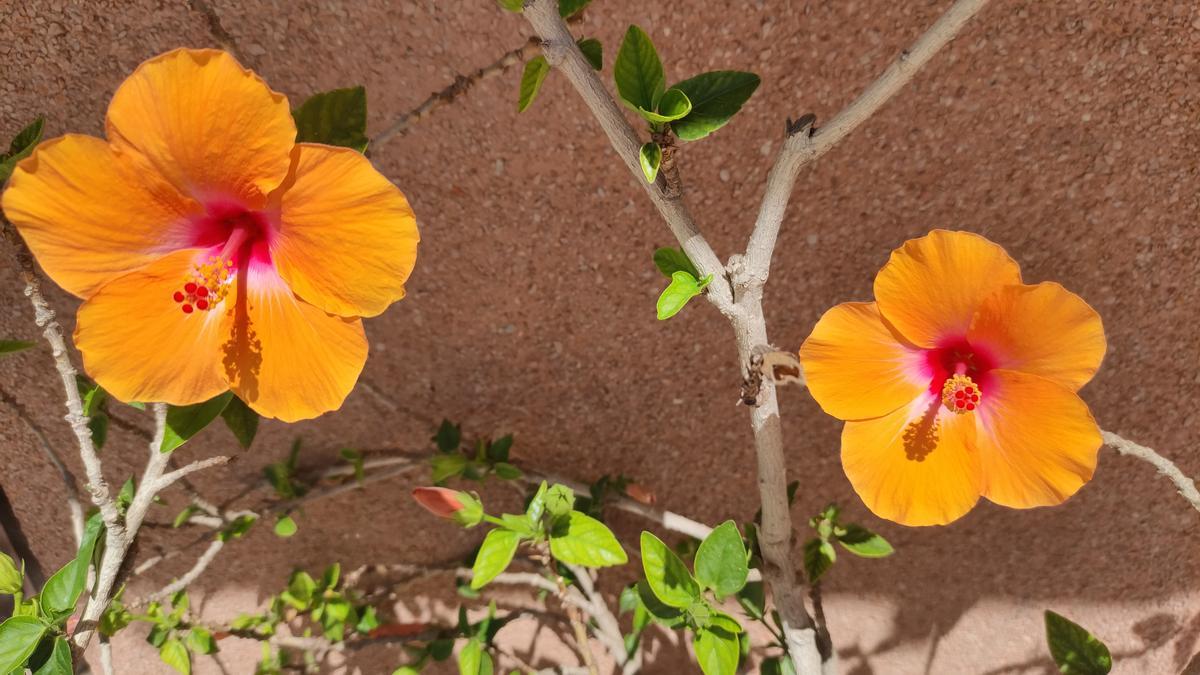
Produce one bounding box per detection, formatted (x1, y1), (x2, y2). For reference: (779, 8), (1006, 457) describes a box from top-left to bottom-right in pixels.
(874, 230), (1021, 348)
(799, 302), (928, 421)
(270, 144), (419, 318)
(969, 282), (1105, 391)
(2, 135), (200, 298)
(106, 49), (295, 206)
(75, 250), (230, 405)
(223, 265), (367, 423)
(975, 369), (1101, 508)
(842, 393), (981, 526)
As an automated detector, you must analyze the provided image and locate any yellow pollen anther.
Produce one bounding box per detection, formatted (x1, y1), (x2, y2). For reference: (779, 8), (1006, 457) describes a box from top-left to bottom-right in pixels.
(941, 374), (981, 415)
(171, 255), (235, 315)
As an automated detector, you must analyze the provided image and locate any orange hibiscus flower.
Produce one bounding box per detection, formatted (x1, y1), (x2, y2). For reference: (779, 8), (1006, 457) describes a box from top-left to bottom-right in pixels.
(2, 49), (418, 422)
(799, 230), (1105, 526)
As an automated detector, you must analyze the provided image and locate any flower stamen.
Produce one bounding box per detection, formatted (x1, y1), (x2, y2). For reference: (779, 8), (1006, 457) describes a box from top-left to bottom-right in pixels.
(941, 374), (981, 414)
(171, 258), (234, 314)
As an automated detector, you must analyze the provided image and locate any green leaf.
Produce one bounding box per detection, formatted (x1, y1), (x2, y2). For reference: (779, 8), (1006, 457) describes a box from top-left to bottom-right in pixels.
(836, 524), (894, 558)
(694, 520), (749, 598)
(356, 606), (380, 634)
(637, 88), (692, 123)
(495, 0), (523, 11)
(694, 624), (741, 675)
(518, 56), (551, 113)
(321, 562), (341, 591)
(116, 477), (135, 514)
(0, 340), (36, 357)
(186, 627), (217, 656)
(494, 462), (523, 480)
(340, 448), (365, 483)
(292, 86), (369, 152)
(0, 116), (45, 184)
(635, 579), (686, 627)
(577, 38), (603, 71)
(487, 435), (514, 463)
(458, 638), (494, 675)
(526, 481), (549, 521)
(99, 590), (132, 637)
(431, 453), (469, 484)
(640, 531), (699, 608)
(0, 552), (21, 594)
(32, 636), (72, 675)
(471, 529), (521, 589)
(75, 378), (110, 450)
(1045, 610), (1112, 675)
(669, 71), (761, 141)
(221, 396), (259, 449)
(217, 515), (257, 542)
(558, 0), (591, 18)
(161, 392), (234, 453)
(283, 570), (316, 610)
(88, 413), (109, 452)
(614, 26), (664, 112)
(657, 271), (712, 320)
(803, 537), (836, 583)
(652, 247), (699, 279)
(274, 515), (298, 538)
(0, 616), (45, 673)
(639, 142), (661, 183)
(76, 377), (107, 417)
(549, 511), (627, 567)
(160, 637), (191, 675)
(40, 513), (103, 620)
(736, 581), (764, 620)
(760, 656), (797, 675)
(435, 420), (462, 452)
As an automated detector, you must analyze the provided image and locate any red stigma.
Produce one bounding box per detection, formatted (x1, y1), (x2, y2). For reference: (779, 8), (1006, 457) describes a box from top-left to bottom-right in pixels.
(941, 374), (982, 415)
(173, 291), (185, 303)
(181, 303), (194, 314)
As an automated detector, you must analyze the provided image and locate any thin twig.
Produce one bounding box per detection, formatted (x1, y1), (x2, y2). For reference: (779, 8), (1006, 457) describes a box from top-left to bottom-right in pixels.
(563, 563), (633, 674)
(547, 559), (600, 675)
(742, 0), (993, 285)
(373, 37), (542, 146)
(98, 635), (115, 675)
(186, 0), (243, 62)
(808, 581), (832, 662)
(147, 539), (225, 603)
(155, 456), (232, 491)
(1103, 431), (1200, 514)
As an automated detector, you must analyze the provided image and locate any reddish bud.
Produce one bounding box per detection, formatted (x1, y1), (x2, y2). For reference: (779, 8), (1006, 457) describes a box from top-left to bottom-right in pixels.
(625, 483), (657, 505)
(412, 487), (465, 518)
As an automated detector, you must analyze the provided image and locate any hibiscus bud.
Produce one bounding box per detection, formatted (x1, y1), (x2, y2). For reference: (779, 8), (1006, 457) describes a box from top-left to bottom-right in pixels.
(624, 483), (656, 506)
(411, 487), (483, 527)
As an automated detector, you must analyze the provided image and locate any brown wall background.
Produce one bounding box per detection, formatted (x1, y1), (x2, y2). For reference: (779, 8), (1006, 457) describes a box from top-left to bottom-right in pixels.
(2, 1), (1198, 673)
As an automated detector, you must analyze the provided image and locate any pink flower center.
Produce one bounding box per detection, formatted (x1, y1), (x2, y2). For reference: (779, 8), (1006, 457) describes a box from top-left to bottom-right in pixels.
(924, 337), (995, 414)
(173, 205), (272, 315)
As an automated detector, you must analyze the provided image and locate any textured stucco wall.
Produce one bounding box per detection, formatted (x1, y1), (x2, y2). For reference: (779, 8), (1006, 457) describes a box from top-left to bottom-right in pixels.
(1, 1), (1198, 673)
